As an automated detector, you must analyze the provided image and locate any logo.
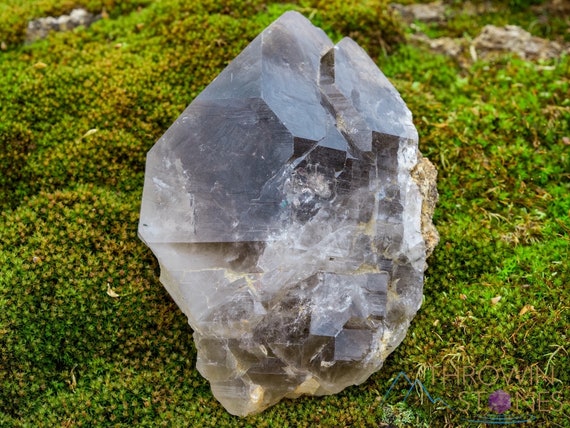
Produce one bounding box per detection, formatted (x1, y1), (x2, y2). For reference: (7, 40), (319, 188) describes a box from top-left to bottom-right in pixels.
(379, 365), (568, 424)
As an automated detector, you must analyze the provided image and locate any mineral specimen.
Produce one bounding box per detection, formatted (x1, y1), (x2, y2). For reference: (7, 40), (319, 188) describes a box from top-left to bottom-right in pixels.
(139, 11), (438, 416)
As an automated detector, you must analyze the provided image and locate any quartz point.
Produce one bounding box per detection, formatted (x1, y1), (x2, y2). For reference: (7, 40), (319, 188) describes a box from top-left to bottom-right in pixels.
(139, 11), (438, 416)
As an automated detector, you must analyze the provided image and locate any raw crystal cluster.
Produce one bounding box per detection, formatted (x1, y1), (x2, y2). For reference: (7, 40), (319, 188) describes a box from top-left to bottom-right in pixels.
(139, 11), (438, 416)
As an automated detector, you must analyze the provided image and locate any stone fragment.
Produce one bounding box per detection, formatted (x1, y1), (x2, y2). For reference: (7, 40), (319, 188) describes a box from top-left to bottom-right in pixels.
(409, 32), (464, 59)
(472, 25), (568, 60)
(391, 1), (446, 23)
(139, 11), (438, 416)
(409, 24), (569, 64)
(26, 8), (101, 42)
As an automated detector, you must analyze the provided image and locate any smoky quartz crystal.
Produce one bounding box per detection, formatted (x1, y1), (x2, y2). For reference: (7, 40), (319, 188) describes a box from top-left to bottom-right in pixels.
(139, 11), (438, 416)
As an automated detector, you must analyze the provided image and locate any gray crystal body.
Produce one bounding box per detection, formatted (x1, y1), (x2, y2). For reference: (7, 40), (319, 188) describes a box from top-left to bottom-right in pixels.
(139, 11), (437, 416)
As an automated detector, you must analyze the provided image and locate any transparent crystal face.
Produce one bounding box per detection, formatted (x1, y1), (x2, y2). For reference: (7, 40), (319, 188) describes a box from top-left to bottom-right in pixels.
(139, 11), (436, 416)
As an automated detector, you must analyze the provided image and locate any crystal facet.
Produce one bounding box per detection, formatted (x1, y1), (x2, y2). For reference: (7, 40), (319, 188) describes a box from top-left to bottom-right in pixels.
(139, 11), (438, 416)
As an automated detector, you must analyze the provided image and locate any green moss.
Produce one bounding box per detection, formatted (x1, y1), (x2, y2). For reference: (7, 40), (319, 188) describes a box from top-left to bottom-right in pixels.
(1, 0), (569, 426)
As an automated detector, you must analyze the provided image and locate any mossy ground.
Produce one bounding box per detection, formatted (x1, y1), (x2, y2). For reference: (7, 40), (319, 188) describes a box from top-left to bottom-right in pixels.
(0, 0), (568, 426)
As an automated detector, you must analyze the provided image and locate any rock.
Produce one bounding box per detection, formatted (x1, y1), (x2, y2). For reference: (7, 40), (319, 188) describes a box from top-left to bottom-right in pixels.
(472, 25), (568, 60)
(391, 1), (446, 23)
(26, 8), (101, 42)
(410, 32), (464, 58)
(410, 23), (568, 65)
(139, 11), (438, 416)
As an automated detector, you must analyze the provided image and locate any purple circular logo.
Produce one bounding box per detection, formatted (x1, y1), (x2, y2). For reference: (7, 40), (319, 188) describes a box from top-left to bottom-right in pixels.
(488, 389), (511, 414)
